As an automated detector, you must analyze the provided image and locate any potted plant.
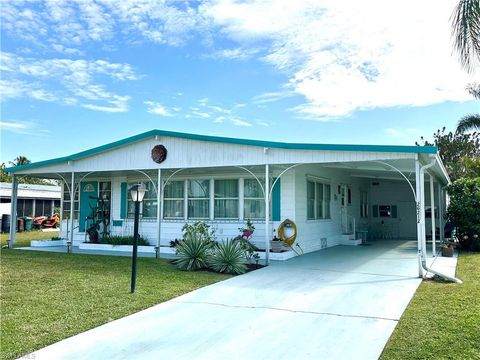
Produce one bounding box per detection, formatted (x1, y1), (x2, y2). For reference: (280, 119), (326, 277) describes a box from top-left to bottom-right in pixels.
(442, 243), (454, 257)
(270, 230), (284, 252)
(239, 219), (255, 239)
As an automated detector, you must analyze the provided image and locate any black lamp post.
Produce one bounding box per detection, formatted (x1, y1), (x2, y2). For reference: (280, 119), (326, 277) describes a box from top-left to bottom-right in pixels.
(129, 183), (147, 293)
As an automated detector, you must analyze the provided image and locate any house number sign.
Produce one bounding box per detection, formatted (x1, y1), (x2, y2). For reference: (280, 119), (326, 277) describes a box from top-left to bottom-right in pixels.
(151, 145), (168, 164)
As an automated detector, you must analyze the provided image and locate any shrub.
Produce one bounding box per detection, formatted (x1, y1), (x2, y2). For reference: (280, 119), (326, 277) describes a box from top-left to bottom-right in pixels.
(99, 235), (149, 246)
(182, 221), (215, 242)
(208, 240), (247, 275)
(447, 177), (480, 251)
(233, 236), (259, 263)
(174, 233), (214, 271)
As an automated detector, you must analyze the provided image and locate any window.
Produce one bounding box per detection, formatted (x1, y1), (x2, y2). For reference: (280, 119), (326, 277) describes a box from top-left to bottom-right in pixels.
(372, 205), (397, 218)
(99, 182), (111, 221)
(63, 186), (79, 220)
(188, 180), (210, 219)
(379, 205), (392, 217)
(360, 191), (368, 218)
(244, 179), (264, 219)
(307, 180), (331, 220)
(163, 181), (184, 219)
(128, 182), (157, 218)
(214, 179), (238, 219)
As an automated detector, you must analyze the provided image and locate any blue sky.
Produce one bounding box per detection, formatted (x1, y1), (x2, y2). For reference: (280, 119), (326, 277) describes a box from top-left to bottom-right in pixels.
(1, 0), (478, 164)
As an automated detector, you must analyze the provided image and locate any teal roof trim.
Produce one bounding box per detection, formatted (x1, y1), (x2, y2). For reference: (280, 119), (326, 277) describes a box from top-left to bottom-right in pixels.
(5, 129), (438, 173)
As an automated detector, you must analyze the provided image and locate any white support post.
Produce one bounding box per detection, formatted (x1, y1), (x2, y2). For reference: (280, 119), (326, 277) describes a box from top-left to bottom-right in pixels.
(265, 164), (270, 265)
(183, 180), (188, 221)
(209, 179), (214, 220)
(438, 184), (444, 243)
(415, 159), (423, 277)
(156, 169), (162, 258)
(69, 171), (75, 247)
(420, 166), (427, 261)
(429, 175), (436, 256)
(9, 174), (18, 248)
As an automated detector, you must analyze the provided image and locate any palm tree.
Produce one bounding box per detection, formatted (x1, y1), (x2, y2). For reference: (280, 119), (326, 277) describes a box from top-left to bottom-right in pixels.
(457, 84), (480, 133)
(9, 156), (31, 167)
(452, 0), (480, 72)
(457, 114), (480, 132)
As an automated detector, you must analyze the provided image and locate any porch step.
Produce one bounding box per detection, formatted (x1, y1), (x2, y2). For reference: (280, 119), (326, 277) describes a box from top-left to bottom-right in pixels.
(339, 237), (363, 246)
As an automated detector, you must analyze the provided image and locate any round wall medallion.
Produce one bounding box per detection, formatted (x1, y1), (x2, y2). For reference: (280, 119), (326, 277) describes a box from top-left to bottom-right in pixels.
(151, 145), (167, 164)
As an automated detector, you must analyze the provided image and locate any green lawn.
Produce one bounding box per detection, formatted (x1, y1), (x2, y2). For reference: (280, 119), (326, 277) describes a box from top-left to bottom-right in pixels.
(0, 250), (230, 360)
(381, 252), (480, 360)
(0, 230), (60, 248)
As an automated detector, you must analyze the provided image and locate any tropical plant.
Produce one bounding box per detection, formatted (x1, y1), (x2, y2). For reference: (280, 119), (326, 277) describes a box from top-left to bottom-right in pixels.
(238, 219), (255, 238)
(451, 0), (480, 73)
(447, 177), (480, 251)
(174, 232), (214, 271)
(182, 221), (215, 242)
(416, 127), (480, 181)
(208, 240), (247, 275)
(457, 114), (480, 133)
(3, 156), (53, 185)
(234, 236), (259, 263)
(85, 195), (110, 242)
(9, 156), (31, 167)
(456, 84), (480, 133)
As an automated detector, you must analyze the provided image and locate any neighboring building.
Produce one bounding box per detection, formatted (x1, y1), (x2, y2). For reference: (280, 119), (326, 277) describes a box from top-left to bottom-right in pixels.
(0, 182), (61, 218)
(5, 129), (449, 268)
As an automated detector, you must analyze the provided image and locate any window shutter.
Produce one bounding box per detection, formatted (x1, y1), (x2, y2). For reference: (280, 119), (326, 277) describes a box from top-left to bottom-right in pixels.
(372, 205), (379, 218)
(391, 205), (398, 218)
(272, 178), (281, 221)
(120, 182), (127, 219)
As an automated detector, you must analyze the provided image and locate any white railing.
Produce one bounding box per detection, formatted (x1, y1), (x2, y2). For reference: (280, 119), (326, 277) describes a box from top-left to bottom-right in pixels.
(341, 214), (356, 236)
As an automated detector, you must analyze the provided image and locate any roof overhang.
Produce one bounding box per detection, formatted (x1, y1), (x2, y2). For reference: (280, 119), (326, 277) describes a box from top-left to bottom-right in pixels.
(5, 129), (438, 174)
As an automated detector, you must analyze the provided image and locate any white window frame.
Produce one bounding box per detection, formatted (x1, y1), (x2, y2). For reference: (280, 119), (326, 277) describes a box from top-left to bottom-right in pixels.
(307, 179), (331, 220)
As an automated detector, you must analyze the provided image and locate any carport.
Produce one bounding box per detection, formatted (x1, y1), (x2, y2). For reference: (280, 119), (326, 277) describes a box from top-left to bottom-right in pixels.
(29, 239), (437, 360)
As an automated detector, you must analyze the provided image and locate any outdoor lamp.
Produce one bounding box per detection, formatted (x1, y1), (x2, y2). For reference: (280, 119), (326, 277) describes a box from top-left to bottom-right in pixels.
(129, 183), (147, 202)
(129, 183), (147, 293)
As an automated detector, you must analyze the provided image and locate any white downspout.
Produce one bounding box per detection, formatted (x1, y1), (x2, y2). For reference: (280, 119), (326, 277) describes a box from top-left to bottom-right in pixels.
(429, 174), (436, 257)
(419, 157), (462, 283)
(265, 163), (270, 265)
(69, 171), (75, 250)
(9, 174), (18, 248)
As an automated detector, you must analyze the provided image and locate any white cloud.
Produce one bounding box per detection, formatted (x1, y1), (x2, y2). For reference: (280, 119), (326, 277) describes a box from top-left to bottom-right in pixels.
(204, 0), (478, 119)
(211, 47), (260, 60)
(2, 0), (475, 119)
(191, 111), (211, 118)
(0, 52), (137, 112)
(0, 120), (50, 136)
(385, 127), (419, 139)
(145, 101), (173, 116)
(252, 90), (296, 104)
(231, 117), (252, 127)
(0, 0), (202, 54)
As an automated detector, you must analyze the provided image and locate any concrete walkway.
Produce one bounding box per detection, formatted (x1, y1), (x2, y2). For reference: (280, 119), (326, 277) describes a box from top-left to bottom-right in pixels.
(30, 240), (447, 360)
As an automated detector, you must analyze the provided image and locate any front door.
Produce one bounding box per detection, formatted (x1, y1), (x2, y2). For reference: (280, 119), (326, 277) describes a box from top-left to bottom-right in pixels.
(79, 181), (98, 232)
(340, 184), (351, 234)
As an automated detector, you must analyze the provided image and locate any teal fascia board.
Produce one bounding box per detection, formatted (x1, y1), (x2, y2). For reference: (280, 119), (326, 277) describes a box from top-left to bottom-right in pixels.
(120, 182), (127, 219)
(5, 129), (438, 173)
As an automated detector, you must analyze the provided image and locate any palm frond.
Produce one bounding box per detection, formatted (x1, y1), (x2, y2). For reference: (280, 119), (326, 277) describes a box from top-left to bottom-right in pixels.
(457, 113), (480, 133)
(451, 0), (480, 72)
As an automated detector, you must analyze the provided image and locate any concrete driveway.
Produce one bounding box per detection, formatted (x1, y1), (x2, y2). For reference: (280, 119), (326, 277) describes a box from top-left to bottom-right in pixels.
(31, 240), (426, 360)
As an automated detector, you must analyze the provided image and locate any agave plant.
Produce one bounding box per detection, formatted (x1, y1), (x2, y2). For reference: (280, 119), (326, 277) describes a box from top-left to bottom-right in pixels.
(208, 240), (247, 275)
(174, 233), (213, 271)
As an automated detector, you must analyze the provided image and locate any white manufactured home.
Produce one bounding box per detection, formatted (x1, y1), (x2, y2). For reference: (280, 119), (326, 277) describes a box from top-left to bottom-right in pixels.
(6, 130), (449, 270)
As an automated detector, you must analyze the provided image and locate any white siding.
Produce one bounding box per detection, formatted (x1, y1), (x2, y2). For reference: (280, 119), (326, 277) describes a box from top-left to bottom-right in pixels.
(17, 136), (415, 175)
